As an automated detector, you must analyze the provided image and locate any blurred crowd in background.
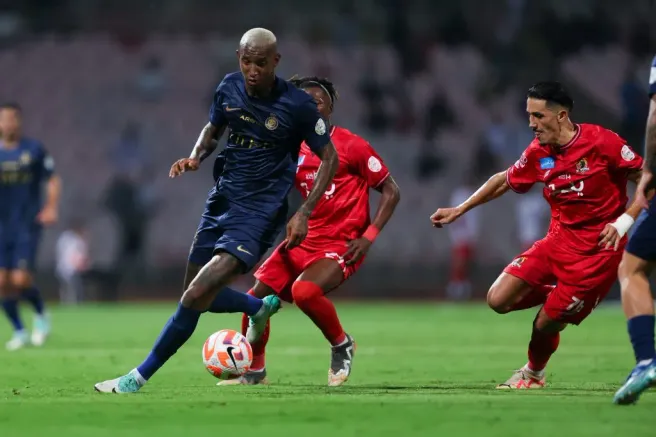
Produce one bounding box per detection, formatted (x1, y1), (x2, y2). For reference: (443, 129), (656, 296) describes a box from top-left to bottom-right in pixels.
(1, 0), (654, 301)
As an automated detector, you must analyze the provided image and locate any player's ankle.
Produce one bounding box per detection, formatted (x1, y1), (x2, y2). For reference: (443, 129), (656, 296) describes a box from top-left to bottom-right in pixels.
(131, 368), (147, 386)
(525, 363), (545, 377)
(331, 333), (347, 347)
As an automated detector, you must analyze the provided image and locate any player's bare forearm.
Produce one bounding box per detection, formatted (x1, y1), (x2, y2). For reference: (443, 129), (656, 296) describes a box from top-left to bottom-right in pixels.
(298, 142), (338, 217)
(370, 176), (400, 231)
(45, 175), (61, 210)
(628, 169), (642, 184)
(189, 123), (225, 163)
(643, 97), (656, 173)
(459, 171), (509, 213)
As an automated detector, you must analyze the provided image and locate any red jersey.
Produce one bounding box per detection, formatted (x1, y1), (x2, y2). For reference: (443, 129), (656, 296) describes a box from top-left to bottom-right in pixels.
(296, 126), (390, 248)
(506, 123), (642, 254)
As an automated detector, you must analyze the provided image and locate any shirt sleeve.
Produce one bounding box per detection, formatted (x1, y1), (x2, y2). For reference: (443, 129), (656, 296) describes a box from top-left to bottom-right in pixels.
(649, 55), (656, 98)
(208, 78), (228, 127)
(604, 129), (643, 172)
(297, 97), (330, 155)
(506, 147), (539, 194)
(348, 137), (390, 188)
(37, 143), (55, 180)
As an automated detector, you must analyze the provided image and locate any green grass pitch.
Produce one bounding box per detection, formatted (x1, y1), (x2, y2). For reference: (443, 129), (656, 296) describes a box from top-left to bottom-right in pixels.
(1, 302), (654, 436)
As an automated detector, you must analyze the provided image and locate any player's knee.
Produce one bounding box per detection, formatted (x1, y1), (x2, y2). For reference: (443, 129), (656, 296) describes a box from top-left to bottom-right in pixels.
(180, 254), (241, 308)
(291, 280), (323, 305)
(10, 270), (31, 290)
(618, 258), (641, 285)
(486, 285), (512, 314)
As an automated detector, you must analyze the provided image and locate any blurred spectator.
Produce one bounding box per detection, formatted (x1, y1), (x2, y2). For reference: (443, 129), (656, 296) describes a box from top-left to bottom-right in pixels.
(136, 56), (166, 102)
(104, 122), (160, 282)
(110, 122), (148, 177)
(358, 63), (389, 133)
(446, 174), (480, 301)
(620, 60), (650, 149)
(56, 220), (90, 304)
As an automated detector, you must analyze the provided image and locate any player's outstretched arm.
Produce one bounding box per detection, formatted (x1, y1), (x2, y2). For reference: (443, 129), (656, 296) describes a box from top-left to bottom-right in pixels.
(285, 141), (339, 249)
(430, 170), (509, 227)
(37, 174), (61, 226)
(169, 123), (226, 178)
(345, 176), (401, 265)
(634, 95), (656, 209)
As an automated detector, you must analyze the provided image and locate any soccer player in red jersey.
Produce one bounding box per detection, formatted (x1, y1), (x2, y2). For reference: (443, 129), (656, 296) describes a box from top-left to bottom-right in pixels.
(220, 76), (401, 387)
(431, 82), (645, 389)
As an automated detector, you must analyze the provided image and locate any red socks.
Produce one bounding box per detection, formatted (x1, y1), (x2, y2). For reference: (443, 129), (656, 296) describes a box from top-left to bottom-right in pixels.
(241, 289), (269, 371)
(292, 281), (346, 346)
(527, 328), (560, 372)
(241, 282), (347, 371)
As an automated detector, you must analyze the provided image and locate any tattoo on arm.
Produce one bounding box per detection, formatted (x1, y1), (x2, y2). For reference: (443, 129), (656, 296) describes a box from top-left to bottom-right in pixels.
(190, 123), (226, 163)
(298, 142), (339, 217)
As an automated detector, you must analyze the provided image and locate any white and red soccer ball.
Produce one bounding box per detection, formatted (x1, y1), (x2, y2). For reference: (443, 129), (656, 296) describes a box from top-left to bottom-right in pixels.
(202, 329), (253, 380)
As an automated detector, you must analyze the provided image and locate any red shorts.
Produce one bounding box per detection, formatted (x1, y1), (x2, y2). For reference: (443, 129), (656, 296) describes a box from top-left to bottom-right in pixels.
(254, 240), (364, 302)
(503, 237), (621, 325)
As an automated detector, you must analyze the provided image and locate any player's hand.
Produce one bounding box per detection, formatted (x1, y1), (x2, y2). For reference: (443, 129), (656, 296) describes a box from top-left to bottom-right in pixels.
(37, 206), (58, 226)
(598, 223), (622, 251)
(430, 206), (463, 228)
(169, 158), (200, 178)
(284, 212), (308, 249)
(344, 237), (372, 265)
(634, 171), (654, 210)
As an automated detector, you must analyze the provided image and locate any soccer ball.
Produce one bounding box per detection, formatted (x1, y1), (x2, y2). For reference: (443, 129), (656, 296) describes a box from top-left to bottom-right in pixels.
(202, 329), (253, 380)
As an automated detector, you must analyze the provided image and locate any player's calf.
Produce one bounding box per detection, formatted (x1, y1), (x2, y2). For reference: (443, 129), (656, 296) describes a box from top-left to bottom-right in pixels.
(1, 276), (27, 351)
(95, 254), (254, 393)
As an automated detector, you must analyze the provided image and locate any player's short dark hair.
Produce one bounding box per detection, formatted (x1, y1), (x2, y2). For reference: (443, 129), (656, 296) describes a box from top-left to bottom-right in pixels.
(288, 76), (338, 108)
(527, 82), (574, 112)
(0, 102), (22, 113)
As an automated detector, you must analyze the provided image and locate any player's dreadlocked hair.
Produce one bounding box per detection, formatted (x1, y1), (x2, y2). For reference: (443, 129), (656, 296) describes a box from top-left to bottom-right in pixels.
(288, 75), (339, 109)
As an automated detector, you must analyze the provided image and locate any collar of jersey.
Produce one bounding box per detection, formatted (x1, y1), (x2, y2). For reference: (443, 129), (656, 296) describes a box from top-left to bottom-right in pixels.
(557, 124), (581, 151)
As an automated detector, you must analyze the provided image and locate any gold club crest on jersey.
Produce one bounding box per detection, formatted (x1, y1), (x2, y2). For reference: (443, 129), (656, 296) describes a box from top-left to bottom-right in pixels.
(265, 115), (279, 131)
(20, 152), (31, 165)
(575, 158), (589, 174)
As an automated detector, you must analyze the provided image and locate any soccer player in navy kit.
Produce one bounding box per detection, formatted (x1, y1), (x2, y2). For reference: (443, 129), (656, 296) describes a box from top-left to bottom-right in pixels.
(613, 55), (656, 405)
(95, 28), (339, 393)
(0, 103), (60, 351)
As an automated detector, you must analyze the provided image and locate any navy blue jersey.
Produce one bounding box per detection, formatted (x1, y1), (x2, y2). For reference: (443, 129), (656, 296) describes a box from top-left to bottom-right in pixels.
(649, 55), (656, 98)
(208, 72), (329, 219)
(0, 138), (54, 228)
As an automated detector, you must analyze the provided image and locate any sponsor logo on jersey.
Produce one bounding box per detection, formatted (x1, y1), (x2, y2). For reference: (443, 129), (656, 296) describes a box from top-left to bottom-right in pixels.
(539, 157), (555, 170)
(515, 153), (528, 169)
(510, 257), (526, 268)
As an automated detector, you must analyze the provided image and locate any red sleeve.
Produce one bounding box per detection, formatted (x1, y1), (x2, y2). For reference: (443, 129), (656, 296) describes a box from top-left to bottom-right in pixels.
(506, 146), (540, 194)
(604, 129), (642, 172)
(348, 137), (390, 188)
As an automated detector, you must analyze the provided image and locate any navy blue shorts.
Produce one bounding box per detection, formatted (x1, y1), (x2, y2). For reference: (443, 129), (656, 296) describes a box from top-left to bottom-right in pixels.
(0, 225), (41, 271)
(188, 189), (286, 272)
(626, 206), (656, 261)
